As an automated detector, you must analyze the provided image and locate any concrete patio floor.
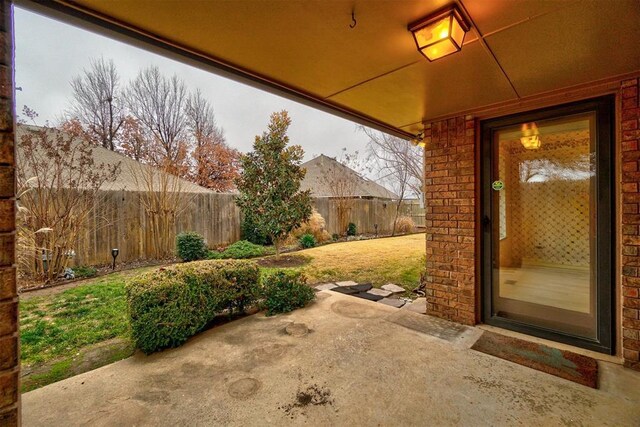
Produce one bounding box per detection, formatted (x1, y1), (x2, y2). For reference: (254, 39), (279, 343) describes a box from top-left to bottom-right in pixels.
(22, 291), (640, 426)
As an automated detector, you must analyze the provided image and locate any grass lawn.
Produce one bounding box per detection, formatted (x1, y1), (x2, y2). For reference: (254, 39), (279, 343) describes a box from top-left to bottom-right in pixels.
(19, 233), (425, 391)
(19, 268), (157, 391)
(296, 233), (425, 290)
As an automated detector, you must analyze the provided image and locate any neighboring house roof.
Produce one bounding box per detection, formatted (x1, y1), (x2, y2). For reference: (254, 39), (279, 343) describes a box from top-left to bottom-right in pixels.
(16, 124), (214, 194)
(301, 154), (398, 199)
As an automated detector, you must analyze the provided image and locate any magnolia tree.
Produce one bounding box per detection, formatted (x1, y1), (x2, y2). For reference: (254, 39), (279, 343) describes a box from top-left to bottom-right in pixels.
(235, 111), (312, 256)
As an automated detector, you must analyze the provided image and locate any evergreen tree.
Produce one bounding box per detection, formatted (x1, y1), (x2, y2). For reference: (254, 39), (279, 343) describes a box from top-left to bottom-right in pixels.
(235, 111), (312, 256)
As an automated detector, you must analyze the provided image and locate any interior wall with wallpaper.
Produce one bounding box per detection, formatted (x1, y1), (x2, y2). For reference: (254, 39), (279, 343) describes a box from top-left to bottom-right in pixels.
(500, 131), (593, 270)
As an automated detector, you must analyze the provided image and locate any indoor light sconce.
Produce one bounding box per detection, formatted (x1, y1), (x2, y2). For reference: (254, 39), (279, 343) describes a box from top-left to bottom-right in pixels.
(520, 123), (542, 150)
(408, 5), (470, 62)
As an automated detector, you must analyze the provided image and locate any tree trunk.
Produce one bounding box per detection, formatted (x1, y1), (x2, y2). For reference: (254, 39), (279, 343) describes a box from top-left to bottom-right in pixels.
(391, 198), (403, 237)
(274, 237), (281, 258)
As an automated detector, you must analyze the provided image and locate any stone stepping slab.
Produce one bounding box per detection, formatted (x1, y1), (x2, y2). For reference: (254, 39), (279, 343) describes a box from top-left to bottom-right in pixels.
(352, 291), (384, 302)
(335, 280), (358, 287)
(314, 281), (413, 310)
(332, 283), (373, 295)
(381, 283), (405, 294)
(367, 288), (393, 298)
(315, 283), (338, 291)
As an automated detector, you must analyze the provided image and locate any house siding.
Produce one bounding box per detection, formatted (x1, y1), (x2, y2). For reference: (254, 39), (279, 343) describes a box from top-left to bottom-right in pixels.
(423, 78), (640, 371)
(423, 115), (477, 326)
(621, 77), (640, 370)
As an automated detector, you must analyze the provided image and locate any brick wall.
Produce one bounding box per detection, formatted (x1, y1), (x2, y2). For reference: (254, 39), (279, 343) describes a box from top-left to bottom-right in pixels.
(621, 77), (640, 371)
(423, 115), (476, 325)
(0, 0), (17, 424)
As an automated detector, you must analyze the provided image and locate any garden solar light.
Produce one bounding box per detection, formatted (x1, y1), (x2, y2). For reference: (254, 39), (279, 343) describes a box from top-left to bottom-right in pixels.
(111, 248), (119, 270)
(408, 4), (470, 62)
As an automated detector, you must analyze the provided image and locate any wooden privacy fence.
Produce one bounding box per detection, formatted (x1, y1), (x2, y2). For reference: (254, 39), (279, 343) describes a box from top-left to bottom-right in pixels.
(71, 191), (423, 266)
(74, 190), (240, 266)
(399, 200), (426, 227)
(314, 198), (407, 236)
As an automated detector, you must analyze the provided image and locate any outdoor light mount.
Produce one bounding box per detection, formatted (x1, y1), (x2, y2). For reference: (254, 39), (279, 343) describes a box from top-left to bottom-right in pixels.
(411, 131), (426, 148)
(408, 4), (471, 62)
(111, 248), (119, 270)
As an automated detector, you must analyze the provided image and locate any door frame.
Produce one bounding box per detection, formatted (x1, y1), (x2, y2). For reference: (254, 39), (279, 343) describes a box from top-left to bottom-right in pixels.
(480, 95), (615, 354)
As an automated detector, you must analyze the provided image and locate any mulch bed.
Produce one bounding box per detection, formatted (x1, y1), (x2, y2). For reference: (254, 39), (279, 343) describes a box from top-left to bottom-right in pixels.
(471, 331), (598, 388)
(256, 255), (311, 268)
(19, 258), (176, 294)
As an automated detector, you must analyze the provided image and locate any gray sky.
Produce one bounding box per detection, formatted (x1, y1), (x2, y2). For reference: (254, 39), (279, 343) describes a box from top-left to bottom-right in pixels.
(14, 6), (371, 161)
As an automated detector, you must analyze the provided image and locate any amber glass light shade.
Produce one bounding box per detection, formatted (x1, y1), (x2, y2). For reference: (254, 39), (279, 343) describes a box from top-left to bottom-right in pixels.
(408, 6), (470, 61)
(520, 123), (542, 149)
(520, 135), (542, 150)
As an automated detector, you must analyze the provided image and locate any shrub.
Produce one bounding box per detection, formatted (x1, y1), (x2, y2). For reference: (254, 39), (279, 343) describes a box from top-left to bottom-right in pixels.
(262, 271), (315, 316)
(223, 240), (266, 259)
(347, 222), (357, 236)
(291, 209), (331, 243)
(206, 240), (266, 260)
(240, 215), (272, 246)
(299, 233), (316, 249)
(72, 265), (97, 279)
(206, 250), (224, 260)
(176, 232), (208, 262)
(332, 233), (340, 241)
(126, 260), (261, 354)
(395, 216), (416, 234)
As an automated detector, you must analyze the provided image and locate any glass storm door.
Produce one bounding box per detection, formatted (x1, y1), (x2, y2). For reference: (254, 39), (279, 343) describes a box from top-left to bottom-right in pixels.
(481, 96), (614, 354)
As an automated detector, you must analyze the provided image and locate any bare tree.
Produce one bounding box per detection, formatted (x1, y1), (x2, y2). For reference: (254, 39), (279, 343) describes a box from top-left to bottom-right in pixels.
(119, 116), (150, 162)
(316, 150), (364, 235)
(129, 162), (193, 259)
(126, 66), (190, 176)
(184, 89), (239, 190)
(360, 127), (423, 235)
(191, 142), (240, 192)
(68, 57), (125, 151)
(16, 108), (120, 282)
(185, 89), (225, 148)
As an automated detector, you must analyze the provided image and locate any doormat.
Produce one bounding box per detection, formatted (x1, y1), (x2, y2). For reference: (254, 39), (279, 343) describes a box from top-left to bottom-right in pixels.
(471, 331), (598, 388)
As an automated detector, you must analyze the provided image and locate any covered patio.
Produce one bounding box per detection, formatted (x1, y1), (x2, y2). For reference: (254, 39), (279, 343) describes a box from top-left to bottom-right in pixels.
(21, 291), (640, 426)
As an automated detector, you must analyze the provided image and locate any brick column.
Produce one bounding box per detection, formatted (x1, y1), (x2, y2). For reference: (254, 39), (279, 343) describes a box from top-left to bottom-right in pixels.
(0, 0), (17, 424)
(621, 77), (640, 371)
(423, 115), (476, 325)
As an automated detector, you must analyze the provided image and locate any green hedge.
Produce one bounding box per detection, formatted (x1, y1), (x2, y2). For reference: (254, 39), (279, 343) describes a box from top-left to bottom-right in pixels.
(126, 260), (260, 354)
(262, 270), (315, 316)
(208, 240), (266, 260)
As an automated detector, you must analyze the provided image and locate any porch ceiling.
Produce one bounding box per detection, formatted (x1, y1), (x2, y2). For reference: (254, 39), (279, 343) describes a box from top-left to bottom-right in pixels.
(28, 0), (640, 138)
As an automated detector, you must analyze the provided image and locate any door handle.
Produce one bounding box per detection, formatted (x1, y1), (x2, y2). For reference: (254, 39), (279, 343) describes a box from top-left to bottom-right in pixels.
(483, 216), (491, 230)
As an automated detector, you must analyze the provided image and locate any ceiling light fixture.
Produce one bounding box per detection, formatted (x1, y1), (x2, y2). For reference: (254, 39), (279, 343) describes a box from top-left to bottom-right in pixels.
(408, 5), (471, 62)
